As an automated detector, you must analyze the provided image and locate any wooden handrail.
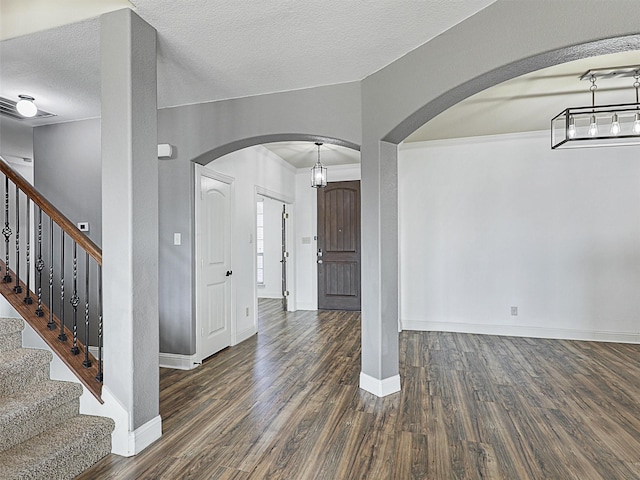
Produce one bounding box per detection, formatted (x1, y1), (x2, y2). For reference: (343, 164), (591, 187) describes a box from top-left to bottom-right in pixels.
(0, 157), (101, 264)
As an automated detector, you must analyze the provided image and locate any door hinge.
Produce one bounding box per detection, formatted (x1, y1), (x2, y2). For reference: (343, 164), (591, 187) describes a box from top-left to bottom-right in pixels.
(283, 290), (290, 297)
(284, 251), (289, 257)
(283, 212), (289, 219)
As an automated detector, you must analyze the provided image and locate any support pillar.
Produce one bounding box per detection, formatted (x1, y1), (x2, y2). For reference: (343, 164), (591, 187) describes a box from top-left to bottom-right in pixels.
(101, 8), (160, 455)
(359, 138), (401, 397)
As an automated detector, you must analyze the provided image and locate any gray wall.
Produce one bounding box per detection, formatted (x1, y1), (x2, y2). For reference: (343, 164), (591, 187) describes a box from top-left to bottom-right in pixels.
(0, 116), (34, 161)
(33, 119), (102, 247)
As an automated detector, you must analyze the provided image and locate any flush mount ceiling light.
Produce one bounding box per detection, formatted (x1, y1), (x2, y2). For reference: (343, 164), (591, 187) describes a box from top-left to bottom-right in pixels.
(551, 66), (640, 149)
(15, 95), (38, 118)
(310, 142), (327, 188)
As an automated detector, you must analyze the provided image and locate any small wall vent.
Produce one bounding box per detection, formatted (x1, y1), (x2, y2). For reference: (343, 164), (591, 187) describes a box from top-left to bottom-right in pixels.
(0, 96), (56, 120)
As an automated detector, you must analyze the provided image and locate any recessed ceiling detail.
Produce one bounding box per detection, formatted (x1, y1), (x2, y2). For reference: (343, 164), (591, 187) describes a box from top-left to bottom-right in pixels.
(0, 96), (56, 121)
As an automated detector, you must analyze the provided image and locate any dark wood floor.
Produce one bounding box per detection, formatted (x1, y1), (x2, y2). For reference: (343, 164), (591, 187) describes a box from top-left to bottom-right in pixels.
(77, 300), (640, 479)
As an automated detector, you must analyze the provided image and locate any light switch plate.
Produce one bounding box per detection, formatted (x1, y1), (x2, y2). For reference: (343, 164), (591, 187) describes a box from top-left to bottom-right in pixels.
(173, 233), (182, 245)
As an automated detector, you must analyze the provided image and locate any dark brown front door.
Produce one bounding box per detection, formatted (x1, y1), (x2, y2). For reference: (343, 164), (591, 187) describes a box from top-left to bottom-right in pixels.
(317, 180), (361, 311)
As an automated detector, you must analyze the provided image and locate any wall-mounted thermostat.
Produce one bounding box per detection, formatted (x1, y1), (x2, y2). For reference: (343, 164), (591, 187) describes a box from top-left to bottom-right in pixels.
(77, 222), (90, 232)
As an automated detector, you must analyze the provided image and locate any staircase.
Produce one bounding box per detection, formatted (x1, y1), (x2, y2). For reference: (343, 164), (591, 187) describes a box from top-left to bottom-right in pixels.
(0, 317), (114, 480)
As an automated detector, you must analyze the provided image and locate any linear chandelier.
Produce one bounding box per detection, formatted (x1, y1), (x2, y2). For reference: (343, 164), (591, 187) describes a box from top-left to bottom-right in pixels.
(551, 66), (640, 149)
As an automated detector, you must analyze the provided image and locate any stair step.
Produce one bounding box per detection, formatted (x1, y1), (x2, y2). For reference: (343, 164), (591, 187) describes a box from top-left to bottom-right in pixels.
(0, 414), (115, 480)
(0, 317), (23, 353)
(0, 380), (83, 453)
(0, 348), (52, 396)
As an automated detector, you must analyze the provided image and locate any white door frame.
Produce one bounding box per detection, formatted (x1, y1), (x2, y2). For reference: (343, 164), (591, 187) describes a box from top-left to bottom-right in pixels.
(194, 164), (236, 363)
(254, 185), (295, 321)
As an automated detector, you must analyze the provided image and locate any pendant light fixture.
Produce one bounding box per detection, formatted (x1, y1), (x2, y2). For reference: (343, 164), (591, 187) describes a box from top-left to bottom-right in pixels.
(551, 66), (640, 149)
(15, 95), (38, 118)
(310, 142), (327, 188)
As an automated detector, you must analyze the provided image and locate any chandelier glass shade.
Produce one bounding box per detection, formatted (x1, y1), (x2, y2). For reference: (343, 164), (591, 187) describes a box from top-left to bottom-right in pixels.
(551, 67), (640, 149)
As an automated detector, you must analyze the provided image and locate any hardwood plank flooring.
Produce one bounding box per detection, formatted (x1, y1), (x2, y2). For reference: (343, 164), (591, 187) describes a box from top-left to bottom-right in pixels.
(76, 300), (640, 479)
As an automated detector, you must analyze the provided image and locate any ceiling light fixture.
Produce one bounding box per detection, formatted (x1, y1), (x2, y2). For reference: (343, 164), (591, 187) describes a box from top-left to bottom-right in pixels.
(310, 142), (327, 188)
(551, 66), (640, 149)
(15, 95), (38, 118)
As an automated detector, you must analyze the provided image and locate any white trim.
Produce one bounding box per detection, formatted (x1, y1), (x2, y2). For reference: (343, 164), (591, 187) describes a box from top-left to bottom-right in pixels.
(295, 302), (317, 311)
(234, 326), (256, 345)
(129, 415), (162, 455)
(256, 185), (294, 204)
(402, 320), (640, 344)
(399, 129), (547, 150)
(159, 352), (200, 370)
(359, 372), (401, 397)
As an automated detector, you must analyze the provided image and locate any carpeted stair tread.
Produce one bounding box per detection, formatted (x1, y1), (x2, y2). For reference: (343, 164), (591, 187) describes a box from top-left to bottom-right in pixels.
(0, 318), (23, 353)
(0, 317), (24, 335)
(0, 414), (115, 480)
(0, 348), (52, 396)
(0, 380), (83, 453)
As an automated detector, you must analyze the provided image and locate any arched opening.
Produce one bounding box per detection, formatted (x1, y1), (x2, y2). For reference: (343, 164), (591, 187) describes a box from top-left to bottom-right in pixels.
(191, 135), (361, 363)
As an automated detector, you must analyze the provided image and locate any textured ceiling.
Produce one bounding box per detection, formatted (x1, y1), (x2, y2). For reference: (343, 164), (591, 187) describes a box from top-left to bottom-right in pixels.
(0, 0), (495, 127)
(2, 1), (637, 169)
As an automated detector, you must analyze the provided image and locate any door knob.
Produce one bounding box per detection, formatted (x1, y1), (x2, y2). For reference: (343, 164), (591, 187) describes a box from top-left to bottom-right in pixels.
(317, 260), (323, 264)
(225, 270), (233, 276)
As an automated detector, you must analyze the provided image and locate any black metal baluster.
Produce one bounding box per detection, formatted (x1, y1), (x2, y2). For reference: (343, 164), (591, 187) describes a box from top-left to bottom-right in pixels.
(83, 252), (91, 368)
(58, 231), (66, 342)
(70, 241), (79, 355)
(47, 218), (56, 330)
(3, 176), (12, 283)
(24, 198), (32, 304)
(35, 208), (44, 316)
(13, 184), (22, 294)
(96, 264), (103, 382)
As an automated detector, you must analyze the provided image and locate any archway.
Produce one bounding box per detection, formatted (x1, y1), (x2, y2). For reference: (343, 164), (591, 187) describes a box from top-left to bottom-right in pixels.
(191, 135), (362, 363)
(359, 27), (640, 396)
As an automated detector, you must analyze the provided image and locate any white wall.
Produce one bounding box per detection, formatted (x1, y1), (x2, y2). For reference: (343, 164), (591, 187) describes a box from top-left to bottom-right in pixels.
(204, 146), (295, 342)
(294, 163), (361, 310)
(257, 196), (284, 299)
(399, 131), (640, 343)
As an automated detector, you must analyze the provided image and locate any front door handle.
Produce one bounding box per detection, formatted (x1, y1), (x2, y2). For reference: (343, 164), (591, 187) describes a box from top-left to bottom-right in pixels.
(226, 270), (233, 276)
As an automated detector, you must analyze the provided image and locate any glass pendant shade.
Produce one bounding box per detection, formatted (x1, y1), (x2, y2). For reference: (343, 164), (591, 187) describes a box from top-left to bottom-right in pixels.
(310, 142), (327, 188)
(16, 95), (37, 118)
(588, 114), (598, 137)
(311, 162), (327, 188)
(610, 113), (620, 135)
(568, 116), (576, 138)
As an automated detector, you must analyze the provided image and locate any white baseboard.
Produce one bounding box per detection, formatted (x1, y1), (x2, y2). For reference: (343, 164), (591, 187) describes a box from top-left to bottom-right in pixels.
(402, 320), (640, 344)
(234, 327), (256, 345)
(295, 302), (317, 311)
(159, 352), (200, 370)
(129, 415), (162, 455)
(359, 372), (401, 397)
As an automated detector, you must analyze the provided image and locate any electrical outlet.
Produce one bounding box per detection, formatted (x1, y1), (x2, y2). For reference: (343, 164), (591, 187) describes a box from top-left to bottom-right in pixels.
(245, 307), (249, 317)
(511, 306), (518, 316)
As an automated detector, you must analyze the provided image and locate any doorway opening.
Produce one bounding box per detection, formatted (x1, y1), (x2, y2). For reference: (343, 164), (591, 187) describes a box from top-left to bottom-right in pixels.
(255, 190), (293, 326)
